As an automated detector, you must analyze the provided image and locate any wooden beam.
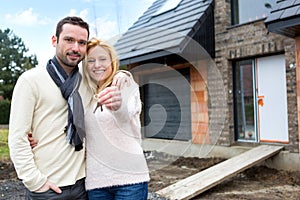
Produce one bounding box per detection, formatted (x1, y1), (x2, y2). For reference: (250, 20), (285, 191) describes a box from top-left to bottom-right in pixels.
(156, 145), (283, 200)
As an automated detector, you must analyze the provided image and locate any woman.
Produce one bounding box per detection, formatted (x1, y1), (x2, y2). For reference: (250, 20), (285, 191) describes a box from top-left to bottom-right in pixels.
(81, 38), (150, 200)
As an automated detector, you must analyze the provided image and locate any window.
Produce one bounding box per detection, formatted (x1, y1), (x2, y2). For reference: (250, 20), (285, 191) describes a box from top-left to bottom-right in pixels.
(231, 0), (277, 25)
(233, 55), (288, 143)
(153, 0), (182, 16)
(234, 60), (257, 142)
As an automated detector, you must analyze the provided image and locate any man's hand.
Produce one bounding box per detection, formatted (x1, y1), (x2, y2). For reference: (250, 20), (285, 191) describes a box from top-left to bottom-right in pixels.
(28, 133), (38, 149)
(35, 180), (62, 194)
(96, 86), (122, 111)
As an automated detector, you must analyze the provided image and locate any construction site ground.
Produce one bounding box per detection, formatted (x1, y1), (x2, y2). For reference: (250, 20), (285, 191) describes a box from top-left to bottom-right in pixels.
(0, 151), (300, 200)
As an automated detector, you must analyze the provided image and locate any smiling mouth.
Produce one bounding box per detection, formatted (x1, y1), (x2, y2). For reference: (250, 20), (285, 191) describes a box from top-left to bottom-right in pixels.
(67, 52), (80, 60)
(94, 70), (105, 74)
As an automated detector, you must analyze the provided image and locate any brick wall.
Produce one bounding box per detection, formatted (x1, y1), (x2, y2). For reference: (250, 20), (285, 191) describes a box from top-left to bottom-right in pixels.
(190, 66), (209, 144)
(214, 0), (299, 152)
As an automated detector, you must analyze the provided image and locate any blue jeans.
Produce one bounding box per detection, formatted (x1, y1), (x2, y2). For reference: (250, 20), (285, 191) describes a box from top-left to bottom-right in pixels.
(87, 182), (148, 200)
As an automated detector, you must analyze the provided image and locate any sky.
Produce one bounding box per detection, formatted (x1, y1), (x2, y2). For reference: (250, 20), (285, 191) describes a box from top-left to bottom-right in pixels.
(0, 0), (156, 67)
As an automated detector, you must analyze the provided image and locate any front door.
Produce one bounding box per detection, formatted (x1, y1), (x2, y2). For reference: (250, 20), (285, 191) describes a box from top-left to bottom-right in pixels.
(234, 54), (289, 143)
(256, 55), (289, 142)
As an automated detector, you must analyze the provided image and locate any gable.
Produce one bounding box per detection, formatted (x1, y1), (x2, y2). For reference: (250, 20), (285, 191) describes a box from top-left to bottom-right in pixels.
(115, 0), (214, 66)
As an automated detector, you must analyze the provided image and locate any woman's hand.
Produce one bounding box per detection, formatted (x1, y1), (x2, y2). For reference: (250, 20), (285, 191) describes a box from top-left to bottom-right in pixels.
(96, 86), (122, 111)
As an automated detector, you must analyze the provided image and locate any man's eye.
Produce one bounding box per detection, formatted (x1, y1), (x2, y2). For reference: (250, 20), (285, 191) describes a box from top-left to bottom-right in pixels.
(79, 41), (87, 45)
(65, 38), (73, 42)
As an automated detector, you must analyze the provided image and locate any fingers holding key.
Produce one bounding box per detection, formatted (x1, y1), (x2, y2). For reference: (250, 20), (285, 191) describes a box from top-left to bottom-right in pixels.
(111, 71), (131, 90)
(97, 86), (122, 111)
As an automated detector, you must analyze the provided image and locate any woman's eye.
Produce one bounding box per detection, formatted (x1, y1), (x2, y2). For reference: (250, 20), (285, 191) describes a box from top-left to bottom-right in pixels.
(87, 59), (95, 63)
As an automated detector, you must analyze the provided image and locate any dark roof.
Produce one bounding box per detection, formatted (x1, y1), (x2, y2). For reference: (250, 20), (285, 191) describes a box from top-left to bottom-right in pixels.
(265, 0), (300, 37)
(114, 0), (214, 65)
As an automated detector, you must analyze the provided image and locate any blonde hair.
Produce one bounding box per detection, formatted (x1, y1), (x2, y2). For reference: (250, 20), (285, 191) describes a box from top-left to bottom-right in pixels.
(82, 38), (119, 103)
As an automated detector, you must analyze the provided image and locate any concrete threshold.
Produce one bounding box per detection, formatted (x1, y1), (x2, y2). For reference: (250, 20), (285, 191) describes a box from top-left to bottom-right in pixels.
(142, 138), (300, 172)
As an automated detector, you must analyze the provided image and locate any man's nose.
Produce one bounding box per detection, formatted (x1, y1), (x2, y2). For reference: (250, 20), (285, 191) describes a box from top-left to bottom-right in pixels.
(71, 42), (80, 51)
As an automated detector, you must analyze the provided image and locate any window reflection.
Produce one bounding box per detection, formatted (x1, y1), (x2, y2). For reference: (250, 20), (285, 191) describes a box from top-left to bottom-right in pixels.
(234, 60), (256, 141)
(154, 0), (182, 16)
(231, 0), (276, 25)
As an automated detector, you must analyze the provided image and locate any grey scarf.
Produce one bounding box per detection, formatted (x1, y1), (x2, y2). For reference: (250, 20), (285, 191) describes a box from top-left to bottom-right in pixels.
(46, 56), (85, 151)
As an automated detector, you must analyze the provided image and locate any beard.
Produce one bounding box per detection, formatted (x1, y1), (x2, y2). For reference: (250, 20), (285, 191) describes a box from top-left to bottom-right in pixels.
(56, 51), (83, 69)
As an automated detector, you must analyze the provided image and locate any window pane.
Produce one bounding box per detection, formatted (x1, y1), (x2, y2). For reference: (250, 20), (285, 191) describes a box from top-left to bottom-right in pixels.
(154, 0), (182, 16)
(234, 60), (256, 141)
(232, 0), (277, 25)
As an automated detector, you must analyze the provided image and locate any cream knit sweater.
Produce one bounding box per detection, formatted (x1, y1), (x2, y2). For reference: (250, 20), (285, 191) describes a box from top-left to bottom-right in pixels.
(84, 76), (150, 190)
(8, 67), (85, 191)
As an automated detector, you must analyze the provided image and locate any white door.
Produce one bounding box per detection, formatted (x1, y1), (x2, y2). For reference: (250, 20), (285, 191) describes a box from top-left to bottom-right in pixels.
(256, 55), (289, 142)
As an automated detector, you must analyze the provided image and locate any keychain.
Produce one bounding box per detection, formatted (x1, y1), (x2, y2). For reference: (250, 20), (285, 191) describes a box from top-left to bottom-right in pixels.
(93, 94), (103, 113)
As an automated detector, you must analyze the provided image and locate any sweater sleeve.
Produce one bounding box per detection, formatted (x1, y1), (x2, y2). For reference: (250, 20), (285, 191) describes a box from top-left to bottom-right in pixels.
(111, 76), (142, 122)
(8, 74), (47, 191)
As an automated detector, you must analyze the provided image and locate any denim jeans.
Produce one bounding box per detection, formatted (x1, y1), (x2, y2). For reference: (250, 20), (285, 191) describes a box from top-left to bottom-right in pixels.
(26, 178), (87, 200)
(87, 182), (148, 200)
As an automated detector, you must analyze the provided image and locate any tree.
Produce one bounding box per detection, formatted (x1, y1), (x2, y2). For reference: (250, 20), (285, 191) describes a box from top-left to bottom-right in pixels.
(0, 28), (38, 100)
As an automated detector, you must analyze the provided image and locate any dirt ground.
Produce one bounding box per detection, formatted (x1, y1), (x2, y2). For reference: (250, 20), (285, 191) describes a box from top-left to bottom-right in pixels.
(0, 151), (300, 200)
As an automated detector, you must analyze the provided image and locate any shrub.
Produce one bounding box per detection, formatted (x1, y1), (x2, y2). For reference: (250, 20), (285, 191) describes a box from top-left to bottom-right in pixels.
(0, 99), (10, 124)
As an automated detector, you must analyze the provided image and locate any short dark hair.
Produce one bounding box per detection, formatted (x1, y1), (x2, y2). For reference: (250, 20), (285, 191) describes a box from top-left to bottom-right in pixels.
(55, 16), (90, 41)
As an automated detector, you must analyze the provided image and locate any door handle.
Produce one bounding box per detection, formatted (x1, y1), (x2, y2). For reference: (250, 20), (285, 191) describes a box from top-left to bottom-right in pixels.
(258, 95), (264, 107)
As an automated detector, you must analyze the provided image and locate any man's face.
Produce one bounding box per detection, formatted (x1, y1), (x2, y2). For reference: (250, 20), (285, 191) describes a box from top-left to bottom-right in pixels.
(52, 23), (88, 73)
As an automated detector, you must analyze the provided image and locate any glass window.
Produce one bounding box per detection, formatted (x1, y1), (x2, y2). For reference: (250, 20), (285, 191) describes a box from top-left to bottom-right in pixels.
(154, 0), (182, 16)
(231, 0), (277, 25)
(234, 59), (257, 141)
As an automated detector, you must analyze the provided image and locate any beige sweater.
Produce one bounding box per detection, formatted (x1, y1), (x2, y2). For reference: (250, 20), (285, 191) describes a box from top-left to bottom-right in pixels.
(84, 77), (150, 190)
(8, 67), (85, 191)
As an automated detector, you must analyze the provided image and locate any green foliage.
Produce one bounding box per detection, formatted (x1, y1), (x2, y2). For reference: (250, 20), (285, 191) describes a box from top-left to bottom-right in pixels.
(0, 99), (10, 124)
(0, 28), (38, 100)
(0, 129), (9, 160)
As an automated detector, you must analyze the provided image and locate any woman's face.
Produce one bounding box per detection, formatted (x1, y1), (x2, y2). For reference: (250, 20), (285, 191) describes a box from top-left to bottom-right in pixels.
(86, 46), (113, 85)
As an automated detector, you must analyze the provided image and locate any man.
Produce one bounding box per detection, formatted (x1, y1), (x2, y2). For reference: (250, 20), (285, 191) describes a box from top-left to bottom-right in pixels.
(9, 16), (123, 199)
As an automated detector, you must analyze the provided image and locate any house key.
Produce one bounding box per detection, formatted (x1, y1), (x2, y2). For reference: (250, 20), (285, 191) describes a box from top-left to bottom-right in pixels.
(93, 94), (103, 113)
(93, 102), (103, 113)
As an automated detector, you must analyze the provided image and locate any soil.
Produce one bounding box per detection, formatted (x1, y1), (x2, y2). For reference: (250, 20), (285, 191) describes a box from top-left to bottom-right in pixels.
(0, 151), (299, 200)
